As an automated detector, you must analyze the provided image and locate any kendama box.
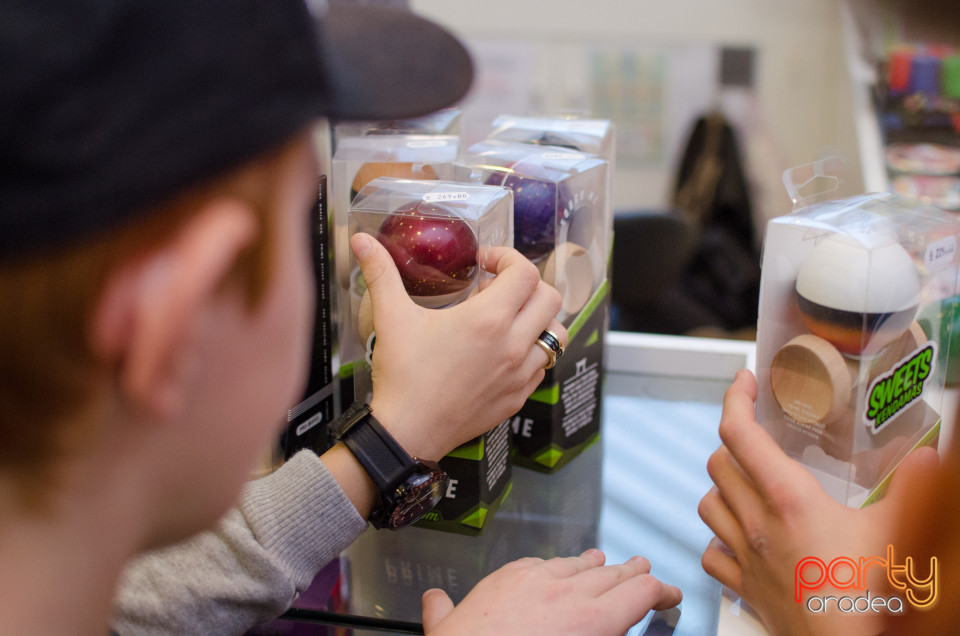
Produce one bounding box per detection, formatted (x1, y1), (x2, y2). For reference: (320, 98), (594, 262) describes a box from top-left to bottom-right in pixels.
(486, 114), (615, 165)
(755, 192), (960, 507)
(413, 419), (513, 535)
(458, 140), (612, 473)
(486, 115), (616, 292)
(506, 283), (609, 473)
(281, 175), (337, 458)
(460, 139), (610, 325)
(332, 107), (461, 148)
(331, 134), (460, 293)
(342, 176), (513, 393)
(343, 178), (514, 532)
(330, 134), (461, 408)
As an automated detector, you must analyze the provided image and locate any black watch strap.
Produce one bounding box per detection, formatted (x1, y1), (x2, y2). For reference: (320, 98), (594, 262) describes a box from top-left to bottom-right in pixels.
(330, 401), (448, 529)
(329, 401), (420, 502)
(335, 403), (417, 492)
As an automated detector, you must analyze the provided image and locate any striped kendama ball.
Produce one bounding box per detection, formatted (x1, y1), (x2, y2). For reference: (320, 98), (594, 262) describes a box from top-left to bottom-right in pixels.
(795, 233), (920, 357)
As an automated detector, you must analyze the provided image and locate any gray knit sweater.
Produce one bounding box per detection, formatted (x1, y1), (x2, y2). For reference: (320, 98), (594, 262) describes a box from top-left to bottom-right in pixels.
(111, 450), (368, 635)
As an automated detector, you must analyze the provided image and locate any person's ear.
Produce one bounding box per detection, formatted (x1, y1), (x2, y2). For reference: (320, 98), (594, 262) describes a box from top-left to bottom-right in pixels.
(91, 200), (258, 417)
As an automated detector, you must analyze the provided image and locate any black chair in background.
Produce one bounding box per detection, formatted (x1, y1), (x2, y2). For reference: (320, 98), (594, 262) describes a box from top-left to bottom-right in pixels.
(611, 112), (762, 336)
(609, 210), (702, 334)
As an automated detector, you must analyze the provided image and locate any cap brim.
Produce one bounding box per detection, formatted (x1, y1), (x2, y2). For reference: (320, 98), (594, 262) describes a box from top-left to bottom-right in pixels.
(313, 5), (474, 121)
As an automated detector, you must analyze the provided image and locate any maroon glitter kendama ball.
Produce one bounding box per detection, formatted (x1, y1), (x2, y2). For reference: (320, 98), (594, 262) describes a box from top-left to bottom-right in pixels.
(376, 201), (478, 298)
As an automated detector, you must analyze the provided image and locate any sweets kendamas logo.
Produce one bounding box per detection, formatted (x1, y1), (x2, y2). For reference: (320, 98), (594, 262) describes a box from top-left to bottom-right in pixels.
(864, 343), (936, 433)
(795, 545), (938, 614)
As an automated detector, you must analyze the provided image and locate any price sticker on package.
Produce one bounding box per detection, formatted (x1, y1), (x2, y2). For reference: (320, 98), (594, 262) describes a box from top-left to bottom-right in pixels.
(423, 191), (469, 203)
(925, 235), (957, 269)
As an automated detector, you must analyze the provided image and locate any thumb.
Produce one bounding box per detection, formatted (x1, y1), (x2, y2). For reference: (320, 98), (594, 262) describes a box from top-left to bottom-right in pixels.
(421, 588), (455, 632)
(350, 232), (410, 323)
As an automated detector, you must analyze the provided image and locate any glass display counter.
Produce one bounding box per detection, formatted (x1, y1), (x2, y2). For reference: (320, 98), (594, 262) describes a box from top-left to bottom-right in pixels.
(251, 332), (759, 635)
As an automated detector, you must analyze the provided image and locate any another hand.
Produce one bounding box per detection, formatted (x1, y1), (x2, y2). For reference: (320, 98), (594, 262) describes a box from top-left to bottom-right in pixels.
(420, 549), (681, 635)
(351, 233), (566, 460)
(698, 370), (939, 636)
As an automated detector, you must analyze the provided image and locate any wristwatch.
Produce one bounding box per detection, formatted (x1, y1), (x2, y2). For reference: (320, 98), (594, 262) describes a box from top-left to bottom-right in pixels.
(329, 401), (449, 530)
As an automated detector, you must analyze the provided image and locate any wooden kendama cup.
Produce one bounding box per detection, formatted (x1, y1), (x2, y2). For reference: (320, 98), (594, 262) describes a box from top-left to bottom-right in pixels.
(350, 162), (438, 199)
(770, 322), (928, 459)
(537, 241), (594, 321)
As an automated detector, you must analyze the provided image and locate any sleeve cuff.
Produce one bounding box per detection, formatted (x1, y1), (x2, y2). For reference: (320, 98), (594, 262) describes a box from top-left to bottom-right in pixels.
(238, 449), (369, 590)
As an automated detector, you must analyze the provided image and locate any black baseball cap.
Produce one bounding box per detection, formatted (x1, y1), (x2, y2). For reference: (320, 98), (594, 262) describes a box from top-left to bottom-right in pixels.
(0, 0), (473, 259)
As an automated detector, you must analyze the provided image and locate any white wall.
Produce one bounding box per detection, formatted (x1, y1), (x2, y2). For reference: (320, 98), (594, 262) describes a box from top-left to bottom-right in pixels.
(412, 0), (864, 234)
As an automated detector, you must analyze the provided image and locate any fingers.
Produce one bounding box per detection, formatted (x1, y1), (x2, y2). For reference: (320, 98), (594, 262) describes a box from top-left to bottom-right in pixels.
(545, 318), (567, 345)
(474, 249), (567, 371)
(704, 442), (769, 530)
(717, 371), (759, 452)
(480, 245), (530, 276)
(515, 365), (547, 403)
(570, 555), (652, 595)
(648, 577), (683, 612)
(698, 485), (748, 557)
(542, 551), (681, 614)
(519, 288), (564, 341)
(470, 552), (681, 634)
(537, 549), (606, 577)
(510, 550), (647, 593)
(716, 370), (800, 499)
(581, 561), (682, 627)
(500, 551), (603, 580)
(651, 583), (684, 611)
(421, 588), (455, 632)
(476, 247), (544, 311)
(528, 317), (568, 371)
(351, 232), (411, 327)
(478, 247), (565, 330)
(701, 537), (744, 595)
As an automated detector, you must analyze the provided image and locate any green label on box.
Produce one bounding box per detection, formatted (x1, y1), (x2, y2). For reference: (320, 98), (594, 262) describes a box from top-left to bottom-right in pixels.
(416, 419), (512, 534)
(511, 284), (609, 473)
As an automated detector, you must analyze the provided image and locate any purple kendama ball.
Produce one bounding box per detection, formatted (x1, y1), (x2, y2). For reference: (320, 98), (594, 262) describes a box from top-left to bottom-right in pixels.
(486, 166), (567, 261)
(376, 201), (478, 298)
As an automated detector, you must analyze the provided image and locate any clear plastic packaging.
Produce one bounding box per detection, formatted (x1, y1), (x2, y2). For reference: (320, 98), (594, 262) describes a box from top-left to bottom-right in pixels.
(460, 139), (609, 325)
(487, 114), (615, 163)
(756, 183), (960, 507)
(343, 177), (512, 401)
(344, 177), (513, 532)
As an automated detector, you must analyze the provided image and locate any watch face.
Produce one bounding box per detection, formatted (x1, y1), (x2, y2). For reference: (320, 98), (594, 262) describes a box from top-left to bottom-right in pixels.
(386, 468), (448, 529)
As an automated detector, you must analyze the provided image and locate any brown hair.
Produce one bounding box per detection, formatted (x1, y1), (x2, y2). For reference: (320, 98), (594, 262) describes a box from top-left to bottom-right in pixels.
(0, 135), (308, 506)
